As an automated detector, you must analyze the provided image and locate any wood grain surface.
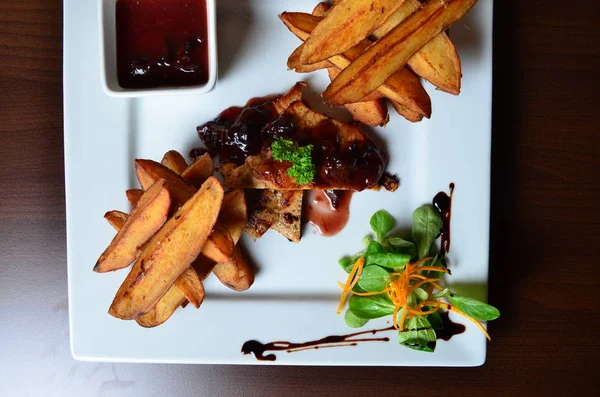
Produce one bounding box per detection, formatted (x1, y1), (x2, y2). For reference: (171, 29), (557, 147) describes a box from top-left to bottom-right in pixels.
(0, 1), (598, 396)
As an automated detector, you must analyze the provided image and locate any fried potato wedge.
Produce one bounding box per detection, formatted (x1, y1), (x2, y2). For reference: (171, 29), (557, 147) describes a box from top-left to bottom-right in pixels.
(371, 0), (461, 95)
(202, 221), (235, 263)
(109, 177), (223, 320)
(136, 285), (187, 328)
(311, 2), (329, 17)
(161, 150), (188, 175)
(220, 189), (248, 242)
(280, 12), (430, 118)
(126, 189), (144, 207)
(135, 159), (197, 206)
(391, 101), (424, 123)
(94, 180), (170, 273)
(323, 0), (477, 105)
(106, 209), (206, 310)
(181, 153), (214, 188)
(212, 245), (254, 291)
(212, 189), (255, 290)
(135, 159), (234, 262)
(191, 254), (216, 281)
(104, 210), (128, 231)
(327, 68), (389, 126)
(287, 45), (330, 73)
(314, 0), (403, 122)
(300, 0), (406, 64)
(345, 100), (390, 127)
(173, 268), (205, 309)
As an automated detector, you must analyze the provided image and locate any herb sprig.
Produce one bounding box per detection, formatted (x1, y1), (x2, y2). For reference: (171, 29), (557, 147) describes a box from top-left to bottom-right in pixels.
(271, 137), (315, 185)
(337, 208), (500, 353)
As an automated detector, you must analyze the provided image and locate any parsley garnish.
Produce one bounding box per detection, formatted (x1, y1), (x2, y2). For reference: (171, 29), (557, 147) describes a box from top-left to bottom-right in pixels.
(271, 137), (316, 185)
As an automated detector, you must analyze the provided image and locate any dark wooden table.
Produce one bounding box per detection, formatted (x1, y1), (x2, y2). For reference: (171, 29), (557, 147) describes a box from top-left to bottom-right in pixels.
(1, 1), (598, 396)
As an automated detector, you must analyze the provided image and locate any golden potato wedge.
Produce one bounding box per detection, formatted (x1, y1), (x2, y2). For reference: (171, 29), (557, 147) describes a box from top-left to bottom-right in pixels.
(109, 177), (223, 320)
(106, 211), (205, 310)
(280, 12), (431, 118)
(371, 0), (421, 39)
(94, 180), (171, 273)
(219, 189), (247, 242)
(181, 153), (214, 188)
(136, 285), (187, 328)
(135, 159), (197, 206)
(313, 1), (392, 125)
(173, 268), (205, 309)
(104, 210), (128, 231)
(135, 159), (234, 262)
(212, 245), (254, 292)
(371, 0), (461, 94)
(345, 100), (390, 127)
(191, 254), (216, 281)
(202, 221), (235, 263)
(327, 68), (389, 126)
(212, 191), (254, 290)
(126, 189), (144, 207)
(161, 150), (188, 175)
(391, 101), (424, 122)
(287, 45), (330, 73)
(323, 0), (477, 105)
(311, 2), (329, 17)
(300, 0), (406, 64)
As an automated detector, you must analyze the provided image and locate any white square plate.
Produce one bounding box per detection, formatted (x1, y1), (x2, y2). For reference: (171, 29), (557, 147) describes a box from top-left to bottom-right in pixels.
(65, 0), (494, 366)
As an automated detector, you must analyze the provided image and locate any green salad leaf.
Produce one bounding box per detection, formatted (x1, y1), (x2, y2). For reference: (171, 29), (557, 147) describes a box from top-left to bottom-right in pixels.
(365, 252), (410, 270)
(348, 292), (395, 319)
(398, 316), (437, 352)
(338, 253), (363, 273)
(383, 237), (418, 259)
(447, 294), (500, 321)
(344, 309), (369, 328)
(412, 205), (443, 259)
(370, 210), (395, 241)
(357, 265), (390, 292)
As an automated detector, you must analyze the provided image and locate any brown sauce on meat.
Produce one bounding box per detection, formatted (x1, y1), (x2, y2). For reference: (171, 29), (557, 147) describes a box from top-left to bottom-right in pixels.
(196, 96), (386, 191)
(306, 190), (353, 236)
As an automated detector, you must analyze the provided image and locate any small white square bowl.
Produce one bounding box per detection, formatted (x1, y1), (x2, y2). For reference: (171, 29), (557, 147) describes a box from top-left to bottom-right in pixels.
(98, 0), (218, 97)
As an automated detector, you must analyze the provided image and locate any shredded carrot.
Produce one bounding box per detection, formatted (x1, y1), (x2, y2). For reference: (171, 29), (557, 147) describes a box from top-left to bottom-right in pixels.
(335, 254), (491, 340)
(412, 266), (450, 273)
(421, 300), (491, 340)
(408, 278), (441, 294)
(336, 258), (365, 314)
(351, 289), (389, 297)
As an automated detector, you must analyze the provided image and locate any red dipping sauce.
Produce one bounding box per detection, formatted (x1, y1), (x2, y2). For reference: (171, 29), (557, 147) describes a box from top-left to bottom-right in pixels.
(116, 0), (209, 89)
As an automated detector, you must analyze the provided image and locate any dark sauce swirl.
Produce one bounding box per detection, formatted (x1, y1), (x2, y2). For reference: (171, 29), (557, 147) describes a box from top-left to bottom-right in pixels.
(242, 312), (465, 361)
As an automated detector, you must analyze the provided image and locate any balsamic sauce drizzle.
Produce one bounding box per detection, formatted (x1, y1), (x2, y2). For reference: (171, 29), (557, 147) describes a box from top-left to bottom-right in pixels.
(432, 183), (455, 257)
(242, 312), (465, 361)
